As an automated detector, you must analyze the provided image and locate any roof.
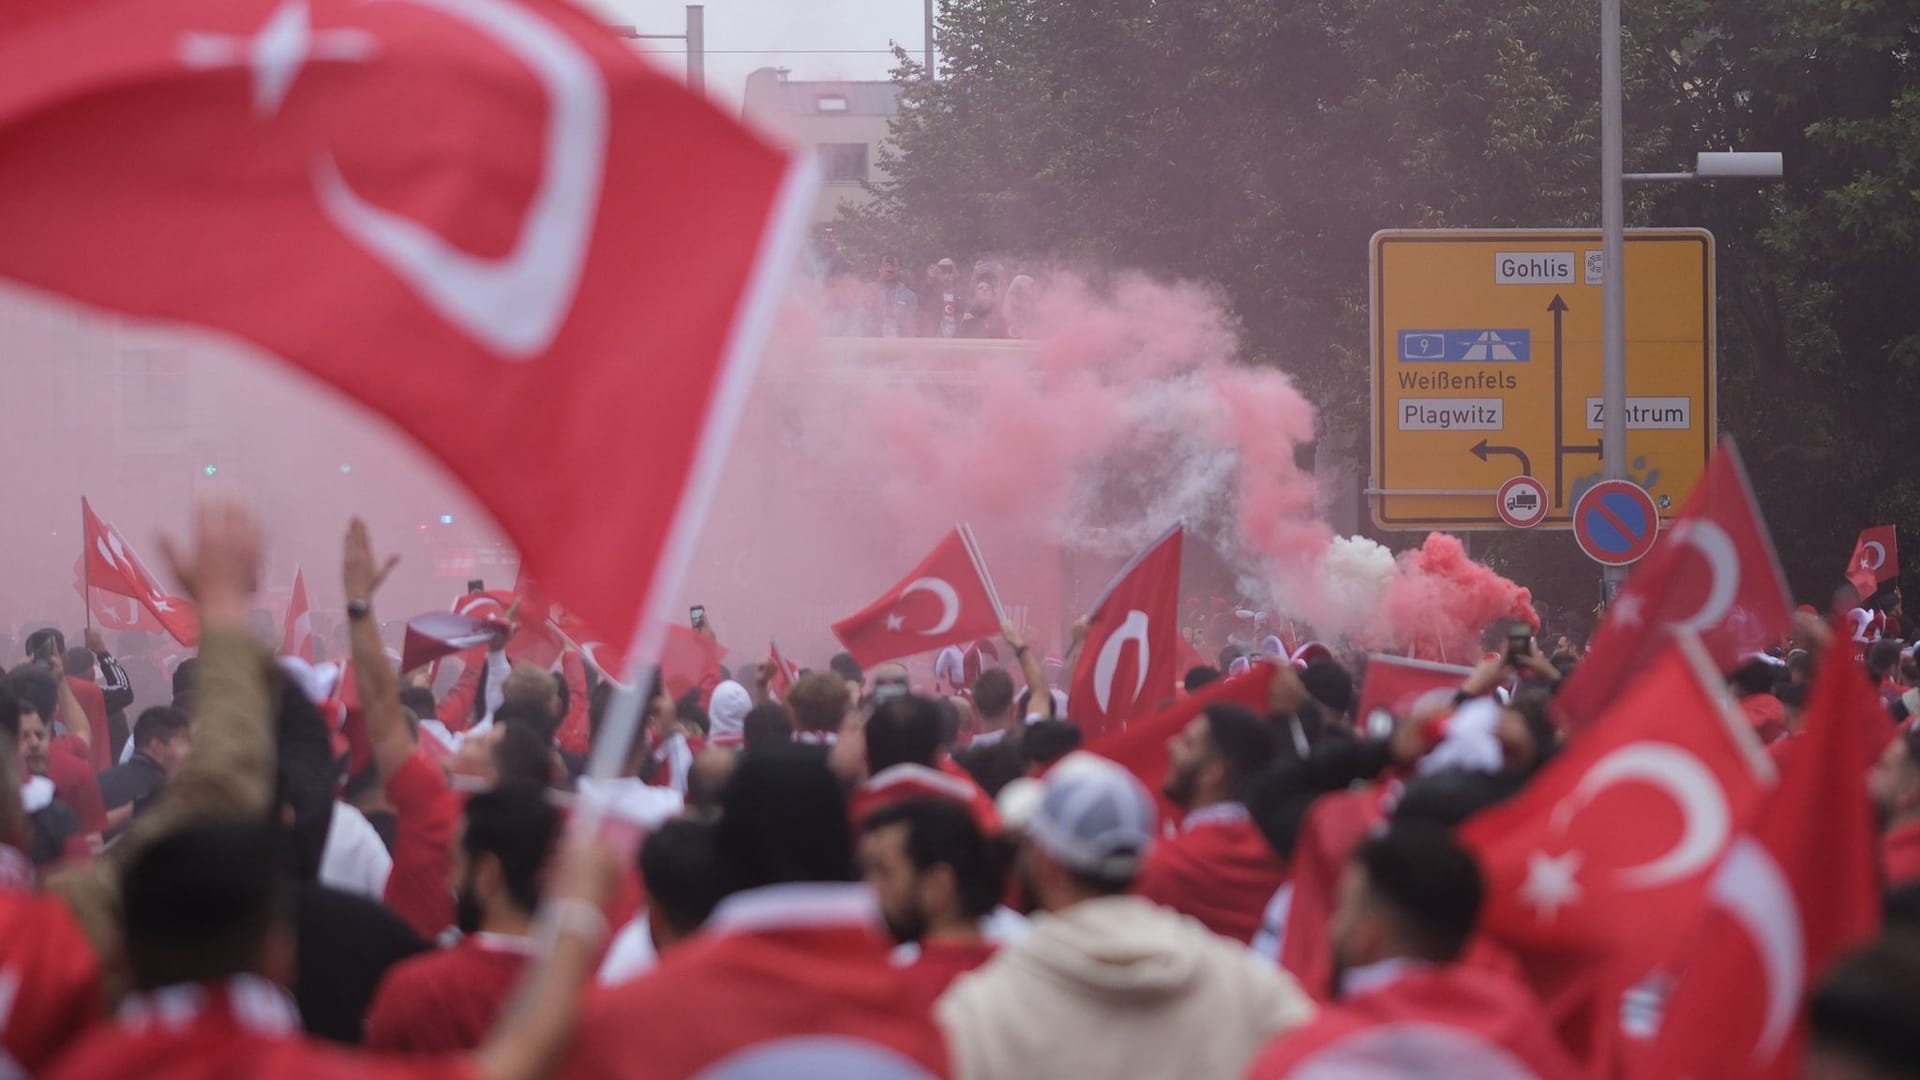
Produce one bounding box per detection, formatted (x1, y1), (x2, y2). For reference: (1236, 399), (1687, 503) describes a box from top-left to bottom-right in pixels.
(743, 67), (902, 119)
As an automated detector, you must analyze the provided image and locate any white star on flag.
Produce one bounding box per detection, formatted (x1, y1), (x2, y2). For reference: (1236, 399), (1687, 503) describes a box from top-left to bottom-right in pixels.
(1608, 592), (1645, 627)
(884, 613), (905, 632)
(178, 0), (377, 118)
(1519, 849), (1584, 922)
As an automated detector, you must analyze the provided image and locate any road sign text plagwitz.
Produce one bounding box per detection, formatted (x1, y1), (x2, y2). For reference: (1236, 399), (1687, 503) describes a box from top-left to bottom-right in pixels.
(1369, 229), (1715, 531)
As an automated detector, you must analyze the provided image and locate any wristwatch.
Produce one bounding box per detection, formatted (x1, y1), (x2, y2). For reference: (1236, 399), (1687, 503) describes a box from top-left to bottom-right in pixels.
(346, 598), (371, 621)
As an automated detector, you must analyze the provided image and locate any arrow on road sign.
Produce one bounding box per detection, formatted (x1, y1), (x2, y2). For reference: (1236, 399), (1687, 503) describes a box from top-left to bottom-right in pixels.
(1471, 439), (1533, 477)
(1550, 294), (1568, 505)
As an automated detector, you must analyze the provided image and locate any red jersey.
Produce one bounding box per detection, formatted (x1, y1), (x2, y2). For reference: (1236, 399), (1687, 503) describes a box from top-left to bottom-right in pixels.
(1883, 821), (1920, 890)
(383, 751), (463, 941)
(898, 939), (996, 1014)
(1246, 962), (1580, 1079)
(565, 883), (949, 1079)
(1134, 803), (1288, 945)
(60, 680), (110, 775)
(42, 747), (106, 838)
(848, 764), (1000, 838)
(365, 934), (534, 1053)
(45, 976), (476, 1080)
(0, 854), (99, 1074)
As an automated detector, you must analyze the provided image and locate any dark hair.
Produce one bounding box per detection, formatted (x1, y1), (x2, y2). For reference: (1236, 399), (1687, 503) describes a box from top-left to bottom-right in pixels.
(551, 672), (571, 728)
(866, 695), (943, 773)
(495, 697), (560, 746)
(172, 657), (199, 707)
(62, 647), (95, 680)
(4, 667), (56, 725)
(1869, 640), (1903, 681)
(1300, 660), (1355, 718)
(786, 672), (849, 735)
(1508, 688), (1561, 769)
(1202, 703), (1280, 796)
(397, 686), (438, 724)
(1021, 720), (1081, 771)
(1392, 768), (1526, 828)
(1183, 666), (1221, 692)
(1809, 933), (1920, 1078)
(934, 698), (962, 750)
(461, 786), (561, 915)
(828, 652), (864, 686)
(674, 689), (708, 736)
(1775, 682), (1809, 710)
(271, 669), (339, 884)
(862, 799), (1001, 921)
(715, 745), (855, 894)
(640, 819), (726, 938)
(972, 668), (1015, 720)
(742, 702), (794, 751)
(23, 628), (64, 662)
(1886, 885), (1920, 934)
(122, 821), (291, 991)
(1730, 658), (1780, 697)
(0, 688), (19, 741)
(133, 706), (190, 752)
(1351, 820), (1483, 963)
(492, 720), (556, 790)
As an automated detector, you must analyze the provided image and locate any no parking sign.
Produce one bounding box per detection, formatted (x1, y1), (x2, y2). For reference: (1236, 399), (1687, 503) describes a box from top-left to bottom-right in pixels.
(1572, 480), (1660, 566)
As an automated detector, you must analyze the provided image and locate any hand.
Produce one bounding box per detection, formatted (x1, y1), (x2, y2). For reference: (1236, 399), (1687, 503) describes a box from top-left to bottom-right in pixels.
(1388, 699), (1450, 767)
(1461, 652), (1509, 697)
(84, 628), (108, 655)
(342, 518), (399, 604)
(755, 659), (778, 688)
(45, 650), (65, 679)
(1071, 617), (1090, 647)
(1001, 620), (1026, 652)
(488, 599), (521, 652)
(159, 493), (263, 617)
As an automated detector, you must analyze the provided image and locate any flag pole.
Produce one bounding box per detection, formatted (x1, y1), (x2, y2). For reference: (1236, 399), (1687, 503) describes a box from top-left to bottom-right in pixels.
(958, 523), (1007, 624)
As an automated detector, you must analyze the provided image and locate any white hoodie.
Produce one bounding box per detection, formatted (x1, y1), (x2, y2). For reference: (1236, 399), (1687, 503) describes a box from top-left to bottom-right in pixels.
(938, 895), (1314, 1079)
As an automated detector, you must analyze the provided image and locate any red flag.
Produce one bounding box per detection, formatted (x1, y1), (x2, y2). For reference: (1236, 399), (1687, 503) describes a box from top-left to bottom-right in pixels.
(1555, 441), (1791, 729)
(767, 641), (800, 702)
(280, 567), (314, 661)
(1353, 654), (1473, 733)
(73, 558), (167, 636)
(81, 498), (198, 647)
(832, 526), (1004, 668)
(1461, 635), (1776, 971)
(1846, 525), (1898, 601)
(400, 610), (506, 674)
(1085, 662), (1272, 806)
(1644, 634), (1883, 1079)
(660, 624), (726, 702)
(2, 1), (812, 671)
(1069, 524), (1183, 738)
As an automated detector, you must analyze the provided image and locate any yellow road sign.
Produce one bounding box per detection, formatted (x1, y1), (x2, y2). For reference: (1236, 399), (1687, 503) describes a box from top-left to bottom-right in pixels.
(1369, 229), (1714, 531)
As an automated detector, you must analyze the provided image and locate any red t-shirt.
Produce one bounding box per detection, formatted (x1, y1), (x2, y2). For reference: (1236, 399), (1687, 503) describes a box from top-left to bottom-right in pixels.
(45, 977), (476, 1080)
(0, 867), (100, 1074)
(1134, 804), (1288, 945)
(61, 680), (111, 775)
(899, 939), (997, 1013)
(1247, 963), (1579, 1078)
(1882, 821), (1920, 890)
(365, 935), (533, 1053)
(565, 884), (950, 1079)
(44, 745), (107, 837)
(383, 752), (463, 941)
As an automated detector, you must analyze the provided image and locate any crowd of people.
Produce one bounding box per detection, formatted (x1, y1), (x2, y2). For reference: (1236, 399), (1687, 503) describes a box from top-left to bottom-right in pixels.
(0, 493), (1917, 1079)
(812, 229), (1036, 340)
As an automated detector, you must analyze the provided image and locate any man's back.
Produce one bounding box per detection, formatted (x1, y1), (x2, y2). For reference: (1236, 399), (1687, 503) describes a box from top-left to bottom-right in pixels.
(365, 935), (532, 1053)
(938, 895), (1313, 1080)
(567, 883), (949, 1079)
(1134, 804), (1288, 945)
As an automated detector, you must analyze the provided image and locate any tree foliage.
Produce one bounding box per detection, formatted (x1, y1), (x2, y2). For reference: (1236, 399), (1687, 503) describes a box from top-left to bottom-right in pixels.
(844, 0), (1920, 619)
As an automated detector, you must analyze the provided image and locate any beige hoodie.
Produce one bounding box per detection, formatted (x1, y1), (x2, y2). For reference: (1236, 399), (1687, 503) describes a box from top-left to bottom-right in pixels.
(938, 895), (1314, 1079)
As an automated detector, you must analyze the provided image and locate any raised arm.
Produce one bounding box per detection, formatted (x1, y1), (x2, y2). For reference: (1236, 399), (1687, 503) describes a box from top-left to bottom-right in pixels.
(86, 629), (134, 714)
(342, 519), (412, 782)
(49, 653), (90, 752)
(1002, 620), (1053, 720)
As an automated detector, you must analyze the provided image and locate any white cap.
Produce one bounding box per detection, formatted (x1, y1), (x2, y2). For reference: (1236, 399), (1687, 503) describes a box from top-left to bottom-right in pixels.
(1025, 752), (1158, 884)
(708, 680), (752, 741)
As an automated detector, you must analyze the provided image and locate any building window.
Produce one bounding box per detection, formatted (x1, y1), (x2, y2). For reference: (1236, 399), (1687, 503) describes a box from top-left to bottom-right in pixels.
(816, 94), (849, 112)
(818, 142), (869, 183)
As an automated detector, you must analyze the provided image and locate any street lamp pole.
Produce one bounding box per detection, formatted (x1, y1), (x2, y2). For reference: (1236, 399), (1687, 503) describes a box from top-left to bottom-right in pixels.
(1599, 0), (1628, 591)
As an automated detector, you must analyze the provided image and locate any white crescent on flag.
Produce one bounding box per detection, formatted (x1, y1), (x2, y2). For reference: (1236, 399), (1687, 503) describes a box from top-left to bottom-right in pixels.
(1093, 609), (1152, 712)
(1549, 742), (1730, 889)
(1706, 836), (1803, 1063)
(897, 577), (961, 636)
(1665, 521), (1739, 635)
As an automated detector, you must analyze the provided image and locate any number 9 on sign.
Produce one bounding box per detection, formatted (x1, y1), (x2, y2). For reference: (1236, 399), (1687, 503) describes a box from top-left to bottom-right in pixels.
(1496, 476), (1549, 529)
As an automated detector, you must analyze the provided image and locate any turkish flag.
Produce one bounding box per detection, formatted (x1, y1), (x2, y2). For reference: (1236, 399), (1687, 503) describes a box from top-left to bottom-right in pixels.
(72, 558), (167, 636)
(81, 498), (198, 647)
(280, 567), (314, 661)
(1353, 654), (1473, 731)
(1644, 633), (1883, 1079)
(1462, 636), (1776, 973)
(660, 624), (725, 702)
(1069, 523), (1183, 738)
(1846, 525), (1898, 601)
(1, 0), (811, 673)
(833, 526), (1004, 668)
(767, 640), (800, 702)
(1085, 661), (1273, 809)
(400, 609), (506, 674)
(1555, 440), (1791, 731)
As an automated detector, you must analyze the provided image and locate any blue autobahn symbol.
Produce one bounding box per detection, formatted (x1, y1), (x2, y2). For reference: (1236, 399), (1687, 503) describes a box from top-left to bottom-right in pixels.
(1399, 329), (1531, 362)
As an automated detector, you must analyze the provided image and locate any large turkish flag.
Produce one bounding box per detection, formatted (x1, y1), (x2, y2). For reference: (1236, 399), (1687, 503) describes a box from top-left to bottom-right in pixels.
(1069, 523), (1183, 739)
(0, 0), (812, 669)
(833, 527), (1004, 668)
